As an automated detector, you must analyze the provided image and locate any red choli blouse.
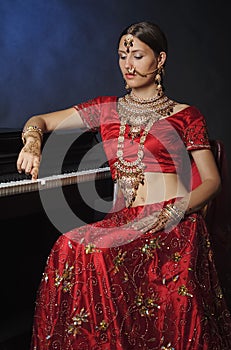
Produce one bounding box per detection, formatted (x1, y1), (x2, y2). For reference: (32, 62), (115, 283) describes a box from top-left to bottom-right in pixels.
(74, 96), (211, 189)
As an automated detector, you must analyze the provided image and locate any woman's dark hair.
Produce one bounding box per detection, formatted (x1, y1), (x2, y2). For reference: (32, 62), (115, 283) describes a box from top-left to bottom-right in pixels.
(118, 21), (168, 56)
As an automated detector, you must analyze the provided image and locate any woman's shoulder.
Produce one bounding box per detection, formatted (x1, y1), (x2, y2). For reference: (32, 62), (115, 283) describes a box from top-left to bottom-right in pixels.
(75, 95), (117, 112)
(94, 95), (118, 104)
(171, 102), (205, 121)
(172, 103), (190, 115)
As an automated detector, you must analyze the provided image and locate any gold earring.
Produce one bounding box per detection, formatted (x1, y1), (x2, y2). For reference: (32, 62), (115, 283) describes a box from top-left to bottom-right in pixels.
(155, 67), (164, 96)
(124, 80), (130, 91)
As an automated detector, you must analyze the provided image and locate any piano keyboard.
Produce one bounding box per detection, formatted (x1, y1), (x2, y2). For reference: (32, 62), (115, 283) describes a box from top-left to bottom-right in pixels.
(0, 166), (111, 197)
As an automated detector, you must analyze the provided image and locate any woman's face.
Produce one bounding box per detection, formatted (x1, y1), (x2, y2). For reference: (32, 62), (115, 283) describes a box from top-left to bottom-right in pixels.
(118, 35), (162, 90)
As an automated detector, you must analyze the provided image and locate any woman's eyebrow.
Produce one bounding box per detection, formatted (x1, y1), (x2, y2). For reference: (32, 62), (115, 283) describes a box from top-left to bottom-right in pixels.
(118, 49), (145, 53)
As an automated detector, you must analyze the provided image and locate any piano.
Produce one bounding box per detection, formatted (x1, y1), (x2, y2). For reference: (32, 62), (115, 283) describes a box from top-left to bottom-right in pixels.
(0, 128), (114, 348)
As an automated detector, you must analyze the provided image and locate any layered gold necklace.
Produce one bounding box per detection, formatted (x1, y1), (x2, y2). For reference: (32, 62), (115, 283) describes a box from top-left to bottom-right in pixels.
(114, 92), (176, 208)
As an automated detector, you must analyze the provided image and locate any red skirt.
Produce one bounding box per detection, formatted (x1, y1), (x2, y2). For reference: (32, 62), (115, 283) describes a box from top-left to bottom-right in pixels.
(30, 199), (231, 349)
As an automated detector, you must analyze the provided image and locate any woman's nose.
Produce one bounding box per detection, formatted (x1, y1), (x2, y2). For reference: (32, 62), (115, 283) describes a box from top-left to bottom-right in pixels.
(124, 55), (133, 68)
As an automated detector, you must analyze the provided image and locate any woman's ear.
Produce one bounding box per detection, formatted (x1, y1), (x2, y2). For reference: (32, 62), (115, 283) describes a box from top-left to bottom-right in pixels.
(158, 51), (167, 67)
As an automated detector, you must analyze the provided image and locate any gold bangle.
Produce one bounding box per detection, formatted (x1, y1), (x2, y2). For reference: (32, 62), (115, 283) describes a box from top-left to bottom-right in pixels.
(22, 125), (43, 145)
(165, 204), (185, 220)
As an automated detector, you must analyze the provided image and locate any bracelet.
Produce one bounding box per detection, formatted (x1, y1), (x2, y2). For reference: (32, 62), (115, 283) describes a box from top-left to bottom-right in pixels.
(164, 204), (185, 221)
(22, 125), (43, 145)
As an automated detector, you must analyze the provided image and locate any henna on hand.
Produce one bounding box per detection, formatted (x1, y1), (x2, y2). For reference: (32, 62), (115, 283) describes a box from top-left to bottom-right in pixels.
(126, 203), (185, 235)
(149, 203), (185, 234)
(22, 138), (41, 157)
(17, 137), (41, 179)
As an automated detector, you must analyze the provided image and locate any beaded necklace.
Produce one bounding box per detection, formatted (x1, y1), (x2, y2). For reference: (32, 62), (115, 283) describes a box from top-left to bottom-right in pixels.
(114, 92), (176, 208)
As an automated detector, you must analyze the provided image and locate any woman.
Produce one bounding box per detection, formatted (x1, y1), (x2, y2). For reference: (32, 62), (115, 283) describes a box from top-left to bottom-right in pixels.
(17, 21), (231, 349)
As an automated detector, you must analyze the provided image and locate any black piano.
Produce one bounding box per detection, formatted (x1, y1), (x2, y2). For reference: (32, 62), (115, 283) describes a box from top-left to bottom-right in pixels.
(0, 128), (114, 349)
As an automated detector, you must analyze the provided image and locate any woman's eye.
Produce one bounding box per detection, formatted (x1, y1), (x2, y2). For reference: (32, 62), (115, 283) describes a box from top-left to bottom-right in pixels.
(134, 55), (143, 60)
(119, 55), (126, 60)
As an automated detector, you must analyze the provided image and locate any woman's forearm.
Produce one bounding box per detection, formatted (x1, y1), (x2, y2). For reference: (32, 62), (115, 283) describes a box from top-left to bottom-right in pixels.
(183, 177), (221, 215)
(23, 116), (48, 133)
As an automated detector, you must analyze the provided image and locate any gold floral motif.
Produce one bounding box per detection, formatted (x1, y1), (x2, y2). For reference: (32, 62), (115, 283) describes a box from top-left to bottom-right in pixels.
(67, 308), (89, 336)
(84, 243), (101, 254)
(63, 281), (74, 293)
(215, 286), (223, 299)
(172, 252), (182, 262)
(178, 284), (193, 298)
(85, 243), (96, 254)
(141, 237), (161, 257)
(55, 263), (74, 292)
(112, 249), (127, 274)
(95, 319), (109, 331)
(135, 288), (160, 317)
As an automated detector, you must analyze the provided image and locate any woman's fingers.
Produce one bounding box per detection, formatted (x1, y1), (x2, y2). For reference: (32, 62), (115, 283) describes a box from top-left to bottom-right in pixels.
(16, 151), (24, 173)
(31, 158), (40, 180)
(16, 150), (41, 179)
(31, 166), (39, 180)
(22, 158), (33, 174)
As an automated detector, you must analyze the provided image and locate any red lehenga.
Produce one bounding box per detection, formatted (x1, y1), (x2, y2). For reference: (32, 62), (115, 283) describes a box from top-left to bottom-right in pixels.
(30, 96), (231, 349)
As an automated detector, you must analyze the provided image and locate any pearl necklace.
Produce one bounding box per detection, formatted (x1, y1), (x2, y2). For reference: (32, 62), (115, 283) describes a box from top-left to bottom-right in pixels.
(114, 92), (176, 208)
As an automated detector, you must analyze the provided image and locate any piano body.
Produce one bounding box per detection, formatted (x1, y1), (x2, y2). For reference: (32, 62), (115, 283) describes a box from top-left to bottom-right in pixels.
(0, 128), (114, 347)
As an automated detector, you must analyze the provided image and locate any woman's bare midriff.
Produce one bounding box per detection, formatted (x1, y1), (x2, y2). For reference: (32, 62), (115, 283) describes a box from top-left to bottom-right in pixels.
(117, 172), (188, 207)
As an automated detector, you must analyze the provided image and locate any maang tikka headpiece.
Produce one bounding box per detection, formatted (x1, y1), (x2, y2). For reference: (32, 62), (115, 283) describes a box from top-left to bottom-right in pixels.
(124, 34), (134, 53)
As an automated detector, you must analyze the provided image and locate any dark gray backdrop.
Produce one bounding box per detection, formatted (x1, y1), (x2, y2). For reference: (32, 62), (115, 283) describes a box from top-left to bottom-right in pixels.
(0, 0), (230, 167)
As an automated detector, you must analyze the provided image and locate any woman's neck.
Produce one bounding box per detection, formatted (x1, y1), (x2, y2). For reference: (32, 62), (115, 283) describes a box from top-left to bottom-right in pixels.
(131, 87), (160, 100)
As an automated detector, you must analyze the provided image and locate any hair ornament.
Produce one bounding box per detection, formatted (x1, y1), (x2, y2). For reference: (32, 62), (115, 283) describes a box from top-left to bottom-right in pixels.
(124, 34), (134, 53)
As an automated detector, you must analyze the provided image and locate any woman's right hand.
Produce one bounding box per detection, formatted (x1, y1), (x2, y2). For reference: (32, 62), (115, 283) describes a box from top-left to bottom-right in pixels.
(16, 107), (85, 180)
(17, 136), (42, 180)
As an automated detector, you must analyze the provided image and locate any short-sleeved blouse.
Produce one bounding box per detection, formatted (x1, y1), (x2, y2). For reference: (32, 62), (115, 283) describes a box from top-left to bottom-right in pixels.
(74, 96), (211, 183)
